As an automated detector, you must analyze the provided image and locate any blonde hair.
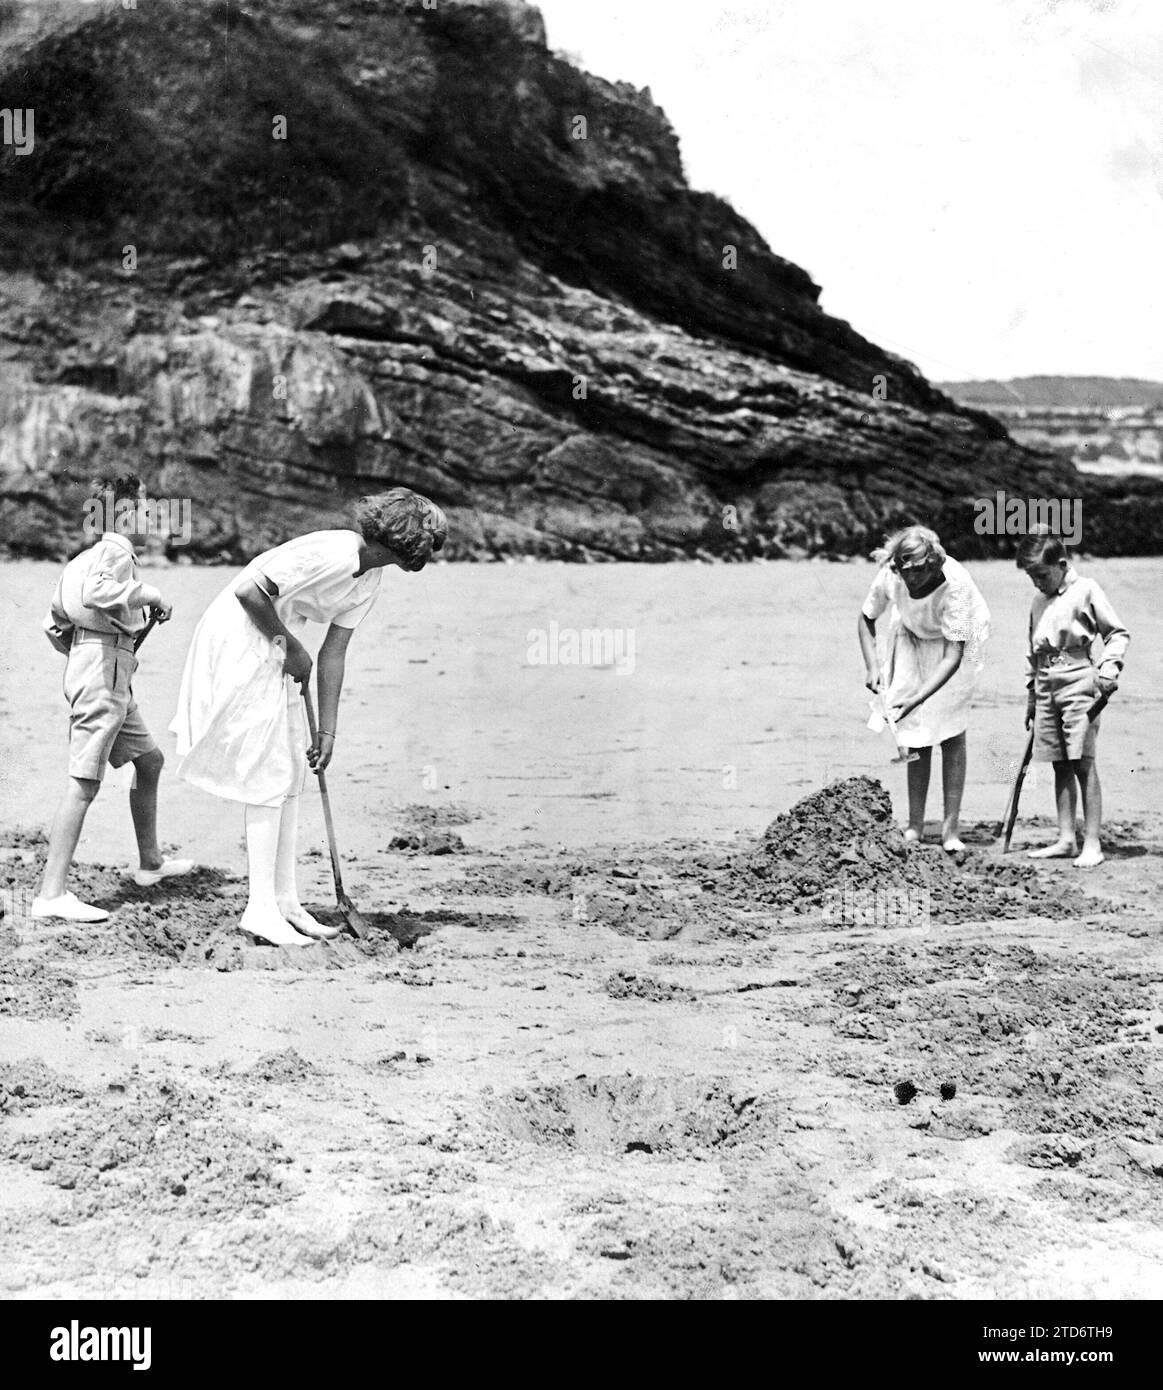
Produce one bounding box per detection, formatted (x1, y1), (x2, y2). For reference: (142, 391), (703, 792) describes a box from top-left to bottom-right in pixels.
(872, 525), (946, 569)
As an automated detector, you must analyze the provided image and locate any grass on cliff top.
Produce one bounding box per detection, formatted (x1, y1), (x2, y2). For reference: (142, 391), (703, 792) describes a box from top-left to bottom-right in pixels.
(0, 1), (414, 267)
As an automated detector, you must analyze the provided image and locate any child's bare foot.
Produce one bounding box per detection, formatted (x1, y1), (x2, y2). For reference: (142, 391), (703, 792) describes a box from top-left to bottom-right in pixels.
(1027, 840), (1078, 859)
(1073, 846), (1105, 869)
(240, 904), (316, 947)
(903, 828), (920, 844)
(277, 898), (341, 941)
(942, 837), (966, 853)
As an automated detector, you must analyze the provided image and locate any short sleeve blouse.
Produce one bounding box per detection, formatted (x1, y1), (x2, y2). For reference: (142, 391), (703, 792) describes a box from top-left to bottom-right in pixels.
(245, 530), (382, 631)
(861, 556), (990, 669)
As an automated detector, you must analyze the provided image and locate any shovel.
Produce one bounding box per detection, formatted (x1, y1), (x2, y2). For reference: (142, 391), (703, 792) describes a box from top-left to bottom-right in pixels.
(873, 660), (919, 765)
(998, 727), (1035, 853)
(301, 688), (369, 940)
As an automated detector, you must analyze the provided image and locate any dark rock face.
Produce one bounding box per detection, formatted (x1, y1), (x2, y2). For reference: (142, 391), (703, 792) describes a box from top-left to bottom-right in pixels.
(1, 0), (1160, 561)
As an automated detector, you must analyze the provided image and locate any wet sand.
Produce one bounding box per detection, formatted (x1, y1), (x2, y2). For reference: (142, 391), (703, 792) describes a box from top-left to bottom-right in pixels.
(3, 557), (1159, 862)
(1, 558), (1161, 1299)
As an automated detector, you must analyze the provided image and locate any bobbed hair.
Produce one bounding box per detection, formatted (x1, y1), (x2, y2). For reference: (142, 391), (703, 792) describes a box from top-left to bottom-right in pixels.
(355, 488), (448, 569)
(871, 524), (946, 569)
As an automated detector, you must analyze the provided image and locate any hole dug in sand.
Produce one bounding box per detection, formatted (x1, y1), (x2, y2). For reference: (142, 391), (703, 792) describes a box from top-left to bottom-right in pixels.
(493, 1075), (766, 1155)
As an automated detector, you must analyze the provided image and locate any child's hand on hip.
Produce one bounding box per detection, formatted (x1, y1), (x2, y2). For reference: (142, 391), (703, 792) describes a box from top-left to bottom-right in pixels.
(865, 669), (882, 694)
(1097, 674), (1118, 696)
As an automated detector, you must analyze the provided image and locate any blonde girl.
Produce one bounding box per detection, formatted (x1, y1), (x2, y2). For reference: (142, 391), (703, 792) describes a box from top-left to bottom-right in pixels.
(857, 525), (990, 850)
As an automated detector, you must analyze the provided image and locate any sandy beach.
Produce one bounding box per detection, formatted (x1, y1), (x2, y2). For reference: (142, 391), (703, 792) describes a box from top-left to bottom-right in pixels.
(1, 557), (1161, 1299)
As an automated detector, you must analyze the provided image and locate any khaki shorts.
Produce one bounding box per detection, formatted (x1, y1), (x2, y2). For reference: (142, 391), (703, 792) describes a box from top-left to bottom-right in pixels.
(1033, 652), (1101, 763)
(64, 634), (158, 781)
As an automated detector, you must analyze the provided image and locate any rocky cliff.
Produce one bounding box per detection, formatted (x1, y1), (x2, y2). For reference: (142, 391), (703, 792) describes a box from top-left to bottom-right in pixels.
(2, 0), (1160, 561)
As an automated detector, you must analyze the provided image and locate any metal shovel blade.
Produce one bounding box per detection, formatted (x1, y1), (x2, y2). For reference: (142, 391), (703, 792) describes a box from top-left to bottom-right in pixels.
(874, 666), (919, 766)
(336, 892), (369, 941)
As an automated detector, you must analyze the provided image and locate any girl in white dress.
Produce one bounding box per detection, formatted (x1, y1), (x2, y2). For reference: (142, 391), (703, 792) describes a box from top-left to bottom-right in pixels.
(857, 525), (990, 851)
(171, 489), (447, 946)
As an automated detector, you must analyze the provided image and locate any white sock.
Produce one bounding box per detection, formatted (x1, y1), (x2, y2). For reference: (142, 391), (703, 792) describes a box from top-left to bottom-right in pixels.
(239, 803), (318, 945)
(244, 803), (281, 915)
(274, 793), (300, 907)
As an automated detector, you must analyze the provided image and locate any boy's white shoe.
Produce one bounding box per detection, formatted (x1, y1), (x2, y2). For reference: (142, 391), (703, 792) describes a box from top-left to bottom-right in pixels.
(31, 892), (110, 923)
(133, 858), (195, 887)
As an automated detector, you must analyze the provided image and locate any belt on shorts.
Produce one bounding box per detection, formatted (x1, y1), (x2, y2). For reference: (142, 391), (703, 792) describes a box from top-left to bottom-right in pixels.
(71, 627), (137, 653)
(1033, 646), (1091, 668)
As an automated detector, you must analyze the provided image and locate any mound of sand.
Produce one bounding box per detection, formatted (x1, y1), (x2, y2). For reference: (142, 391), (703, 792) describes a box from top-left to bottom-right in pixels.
(237, 1049), (321, 1085)
(0, 1059), (84, 1116)
(738, 777), (908, 909)
(2, 1074), (291, 1216)
(731, 777), (1095, 924)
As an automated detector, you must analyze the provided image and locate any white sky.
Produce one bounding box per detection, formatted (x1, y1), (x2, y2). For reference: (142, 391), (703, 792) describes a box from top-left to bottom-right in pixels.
(533, 0), (1163, 382)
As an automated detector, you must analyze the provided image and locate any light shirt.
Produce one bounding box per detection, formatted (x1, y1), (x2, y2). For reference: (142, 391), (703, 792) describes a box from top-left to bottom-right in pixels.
(1026, 566), (1129, 687)
(861, 555), (991, 671)
(45, 532), (149, 638)
(243, 530), (382, 632)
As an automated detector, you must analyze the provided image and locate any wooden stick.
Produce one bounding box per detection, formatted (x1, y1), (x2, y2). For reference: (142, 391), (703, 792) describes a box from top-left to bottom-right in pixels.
(301, 686), (366, 939)
(133, 611), (160, 651)
(1001, 691), (1110, 852)
(1000, 727), (1035, 853)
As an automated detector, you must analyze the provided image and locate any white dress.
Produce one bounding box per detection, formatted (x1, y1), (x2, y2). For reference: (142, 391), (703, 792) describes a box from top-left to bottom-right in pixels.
(170, 531), (382, 806)
(861, 555), (990, 749)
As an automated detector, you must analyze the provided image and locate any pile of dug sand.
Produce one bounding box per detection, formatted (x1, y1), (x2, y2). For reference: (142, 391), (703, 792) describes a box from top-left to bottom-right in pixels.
(1, 1072), (291, 1216)
(729, 777), (1096, 925)
(0, 1059), (84, 1115)
(736, 778), (908, 909)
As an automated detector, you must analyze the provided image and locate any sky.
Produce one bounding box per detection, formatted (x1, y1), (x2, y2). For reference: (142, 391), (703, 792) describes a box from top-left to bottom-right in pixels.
(533, 0), (1163, 383)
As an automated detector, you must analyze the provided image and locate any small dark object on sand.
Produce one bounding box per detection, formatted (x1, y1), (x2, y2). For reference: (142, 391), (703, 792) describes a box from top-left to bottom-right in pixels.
(940, 1081), (957, 1101)
(894, 1080), (918, 1105)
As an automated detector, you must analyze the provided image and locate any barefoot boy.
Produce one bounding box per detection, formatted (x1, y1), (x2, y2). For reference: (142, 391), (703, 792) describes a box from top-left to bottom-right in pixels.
(33, 475), (192, 921)
(1017, 533), (1129, 868)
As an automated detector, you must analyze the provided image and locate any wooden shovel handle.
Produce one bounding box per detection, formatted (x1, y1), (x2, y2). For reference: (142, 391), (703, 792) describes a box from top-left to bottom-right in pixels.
(133, 612), (160, 651)
(1001, 726), (1036, 852)
(302, 687), (348, 901)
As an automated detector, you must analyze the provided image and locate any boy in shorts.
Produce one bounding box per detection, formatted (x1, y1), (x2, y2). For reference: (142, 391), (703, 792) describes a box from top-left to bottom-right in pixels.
(33, 475), (192, 921)
(1017, 533), (1129, 869)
